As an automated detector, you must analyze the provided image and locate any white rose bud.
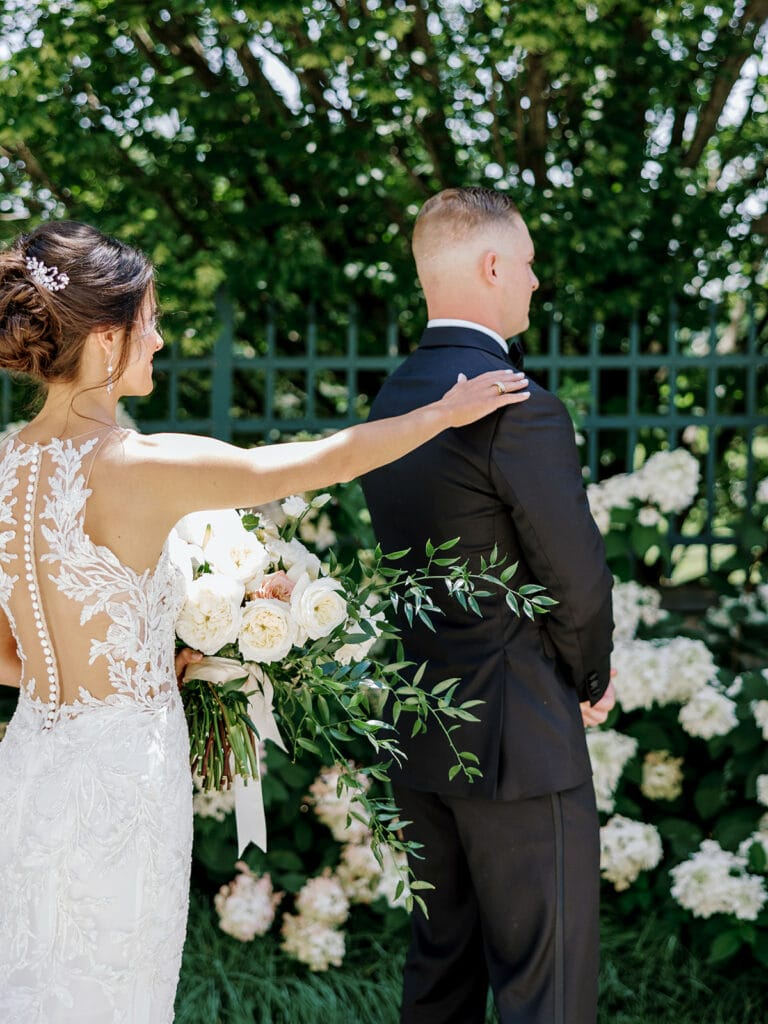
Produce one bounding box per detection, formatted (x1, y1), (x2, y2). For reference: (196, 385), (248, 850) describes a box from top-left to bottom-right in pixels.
(176, 573), (244, 655)
(239, 598), (298, 663)
(281, 494), (310, 518)
(291, 576), (348, 641)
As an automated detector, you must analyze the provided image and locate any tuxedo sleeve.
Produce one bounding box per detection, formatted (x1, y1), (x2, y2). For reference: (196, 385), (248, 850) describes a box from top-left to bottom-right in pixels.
(488, 388), (614, 704)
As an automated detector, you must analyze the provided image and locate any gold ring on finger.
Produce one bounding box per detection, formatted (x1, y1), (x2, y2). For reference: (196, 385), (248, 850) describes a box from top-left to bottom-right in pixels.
(492, 381), (506, 396)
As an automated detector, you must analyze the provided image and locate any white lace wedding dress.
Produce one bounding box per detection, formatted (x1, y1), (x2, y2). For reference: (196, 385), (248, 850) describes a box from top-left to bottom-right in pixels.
(0, 432), (193, 1023)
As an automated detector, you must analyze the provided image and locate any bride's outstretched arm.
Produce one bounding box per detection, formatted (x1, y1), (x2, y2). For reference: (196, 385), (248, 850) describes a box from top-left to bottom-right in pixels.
(0, 610), (21, 688)
(136, 369), (530, 525)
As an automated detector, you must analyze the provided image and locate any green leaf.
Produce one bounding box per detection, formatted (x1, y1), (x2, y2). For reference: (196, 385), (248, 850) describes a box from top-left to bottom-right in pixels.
(708, 930), (742, 964)
(431, 677), (460, 696)
(436, 537), (461, 551)
(296, 737), (322, 756)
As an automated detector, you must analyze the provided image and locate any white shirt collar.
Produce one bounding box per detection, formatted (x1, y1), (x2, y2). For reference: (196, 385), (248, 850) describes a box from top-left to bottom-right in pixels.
(426, 318), (508, 354)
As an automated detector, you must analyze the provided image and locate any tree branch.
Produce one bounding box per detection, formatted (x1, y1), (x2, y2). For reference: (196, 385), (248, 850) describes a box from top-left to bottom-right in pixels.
(682, 0), (768, 168)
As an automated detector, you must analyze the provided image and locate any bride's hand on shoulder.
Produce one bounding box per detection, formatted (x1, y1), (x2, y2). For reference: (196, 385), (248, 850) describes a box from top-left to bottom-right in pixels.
(439, 370), (530, 428)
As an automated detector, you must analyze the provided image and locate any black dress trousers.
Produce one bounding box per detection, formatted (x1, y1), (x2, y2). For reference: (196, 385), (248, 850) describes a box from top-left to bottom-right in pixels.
(393, 781), (601, 1024)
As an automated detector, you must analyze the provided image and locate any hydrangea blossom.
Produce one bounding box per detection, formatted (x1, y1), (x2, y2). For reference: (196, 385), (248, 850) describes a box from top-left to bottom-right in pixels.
(678, 686), (738, 739)
(335, 841), (382, 904)
(280, 870), (350, 971)
(670, 840), (767, 921)
(192, 772), (236, 821)
(599, 815), (663, 891)
(640, 750), (684, 801)
(586, 447), (700, 534)
(586, 729), (638, 813)
(280, 915), (346, 972)
(307, 764), (372, 843)
(634, 448), (700, 514)
(752, 700), (768, 741)
(756, 476), (768, 505)
(757, 774), (768, 808)
(295, 871), (350, 926)
(612, 580), (666, 643)
(214, 862), (283, 941)
(587, 473), (638, 534)
(612, 636), (718, 711)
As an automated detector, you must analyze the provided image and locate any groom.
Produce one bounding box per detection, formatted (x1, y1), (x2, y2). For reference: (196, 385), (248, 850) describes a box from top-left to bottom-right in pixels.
(362, 188), (615, 1024)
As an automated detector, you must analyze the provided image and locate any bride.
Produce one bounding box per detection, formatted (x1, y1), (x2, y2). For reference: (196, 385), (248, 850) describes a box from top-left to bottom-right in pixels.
(0, 220), (530, 1023)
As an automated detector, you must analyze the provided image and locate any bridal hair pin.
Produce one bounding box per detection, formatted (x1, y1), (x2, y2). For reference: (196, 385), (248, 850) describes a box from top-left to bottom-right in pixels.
(25, 255), (70, 293)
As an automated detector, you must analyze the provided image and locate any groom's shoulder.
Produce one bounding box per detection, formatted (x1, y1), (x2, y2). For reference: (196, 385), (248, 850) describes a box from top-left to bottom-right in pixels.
(496, 378), (573, 433)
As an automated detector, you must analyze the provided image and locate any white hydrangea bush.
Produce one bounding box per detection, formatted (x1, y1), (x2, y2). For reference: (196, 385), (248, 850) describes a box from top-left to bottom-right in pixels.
(587, 564), (768, 967)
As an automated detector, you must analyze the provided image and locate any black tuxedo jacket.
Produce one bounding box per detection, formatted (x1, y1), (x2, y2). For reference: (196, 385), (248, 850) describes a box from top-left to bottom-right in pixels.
(361, 326), (613, 800)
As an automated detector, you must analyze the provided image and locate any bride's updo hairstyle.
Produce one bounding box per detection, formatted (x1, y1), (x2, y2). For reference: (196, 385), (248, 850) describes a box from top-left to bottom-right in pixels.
(0, 221), (154, 386)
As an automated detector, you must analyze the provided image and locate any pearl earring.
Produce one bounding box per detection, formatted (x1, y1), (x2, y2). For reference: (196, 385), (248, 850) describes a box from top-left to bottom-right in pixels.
(106, 358), (114, 395)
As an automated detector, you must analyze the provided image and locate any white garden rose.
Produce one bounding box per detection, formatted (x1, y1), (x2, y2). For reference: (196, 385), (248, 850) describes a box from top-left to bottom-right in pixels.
(174, 508), (242, 548)
(291, 575), (348, 641)
(176, 573), (244, 654)
(238, 598), (297, 663)
(206, 527), (270, 585)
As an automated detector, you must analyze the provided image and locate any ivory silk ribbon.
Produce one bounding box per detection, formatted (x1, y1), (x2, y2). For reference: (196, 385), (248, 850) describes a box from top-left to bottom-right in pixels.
(183, 655), (287, 854)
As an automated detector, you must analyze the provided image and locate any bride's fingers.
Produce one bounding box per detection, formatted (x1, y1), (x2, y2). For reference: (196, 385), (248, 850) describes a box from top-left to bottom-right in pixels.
(174, 647), (202, 687)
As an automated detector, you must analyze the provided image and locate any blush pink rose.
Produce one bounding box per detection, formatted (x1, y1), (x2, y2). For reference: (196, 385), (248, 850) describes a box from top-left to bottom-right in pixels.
(253, 571), (295, 603)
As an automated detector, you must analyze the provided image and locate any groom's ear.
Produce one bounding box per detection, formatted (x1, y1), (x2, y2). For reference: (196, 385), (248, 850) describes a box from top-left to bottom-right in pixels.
(482, 250), (499, 285)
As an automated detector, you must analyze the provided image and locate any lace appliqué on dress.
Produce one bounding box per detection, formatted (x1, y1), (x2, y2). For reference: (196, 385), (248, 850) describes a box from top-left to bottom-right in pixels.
(0, 436), (193, 1024)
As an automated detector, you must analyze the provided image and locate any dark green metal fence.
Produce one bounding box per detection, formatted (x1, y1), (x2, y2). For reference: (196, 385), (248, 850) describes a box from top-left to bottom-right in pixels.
(2, 295), (766, 568)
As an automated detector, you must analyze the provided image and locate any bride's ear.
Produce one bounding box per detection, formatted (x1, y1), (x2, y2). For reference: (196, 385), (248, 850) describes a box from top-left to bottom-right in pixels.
(86, 326), (120, 368)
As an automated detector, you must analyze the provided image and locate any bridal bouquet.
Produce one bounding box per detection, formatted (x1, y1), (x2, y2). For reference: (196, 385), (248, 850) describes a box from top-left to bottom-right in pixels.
(172, 493), (552, 901)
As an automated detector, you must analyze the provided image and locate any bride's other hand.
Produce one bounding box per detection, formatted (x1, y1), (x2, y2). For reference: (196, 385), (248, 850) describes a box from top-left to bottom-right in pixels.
(175, 648), (202, 689)
(439, 370), (530, 428)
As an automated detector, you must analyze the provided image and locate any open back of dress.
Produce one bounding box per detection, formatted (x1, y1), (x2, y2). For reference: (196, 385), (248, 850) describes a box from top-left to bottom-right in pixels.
(0, 431), (193, 1024)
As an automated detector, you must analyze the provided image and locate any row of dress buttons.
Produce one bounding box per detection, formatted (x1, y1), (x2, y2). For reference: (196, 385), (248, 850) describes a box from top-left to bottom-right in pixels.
(23, 451), (58, 729)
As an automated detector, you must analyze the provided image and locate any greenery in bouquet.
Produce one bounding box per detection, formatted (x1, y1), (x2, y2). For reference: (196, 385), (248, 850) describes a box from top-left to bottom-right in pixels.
(171, 491), (553, 917)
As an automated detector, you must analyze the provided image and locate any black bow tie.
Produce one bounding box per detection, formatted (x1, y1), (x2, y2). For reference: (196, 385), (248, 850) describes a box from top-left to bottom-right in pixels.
(506, 339), (525, 371)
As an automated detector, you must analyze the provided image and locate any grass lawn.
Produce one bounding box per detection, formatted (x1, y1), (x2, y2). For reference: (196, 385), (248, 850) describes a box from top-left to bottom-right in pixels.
(176, 891), (765, 1023)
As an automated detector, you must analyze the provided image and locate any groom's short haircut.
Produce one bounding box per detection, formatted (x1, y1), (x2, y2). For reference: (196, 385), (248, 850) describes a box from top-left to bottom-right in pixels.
(412, 188), (521, 262)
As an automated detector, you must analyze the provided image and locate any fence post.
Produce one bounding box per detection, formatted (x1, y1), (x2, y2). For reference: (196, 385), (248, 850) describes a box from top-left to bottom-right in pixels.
(212, 289), (234, 442)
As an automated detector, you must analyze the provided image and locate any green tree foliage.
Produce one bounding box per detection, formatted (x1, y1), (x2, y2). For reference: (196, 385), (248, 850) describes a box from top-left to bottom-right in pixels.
(1, 0), (766, 337)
